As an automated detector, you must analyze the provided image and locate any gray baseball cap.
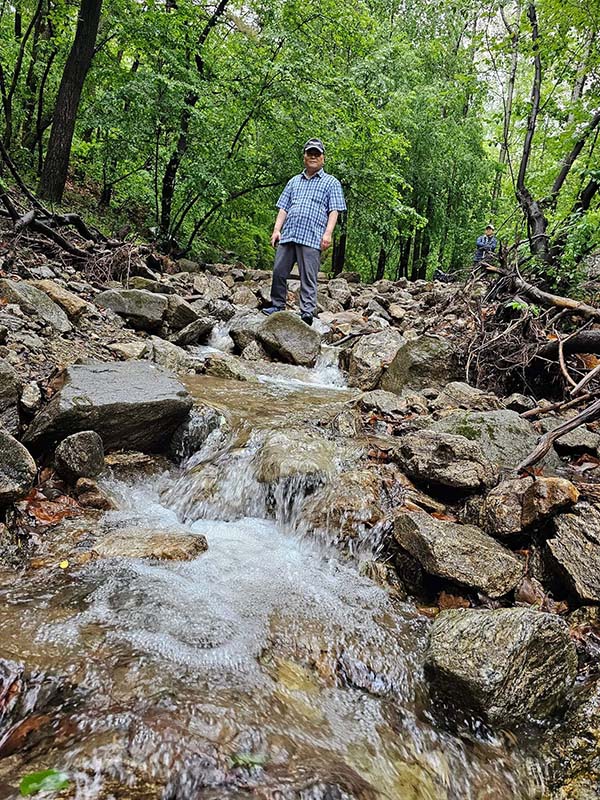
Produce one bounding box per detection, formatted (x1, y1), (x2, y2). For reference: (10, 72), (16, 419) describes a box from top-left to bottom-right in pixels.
(303, 138), (325, 153)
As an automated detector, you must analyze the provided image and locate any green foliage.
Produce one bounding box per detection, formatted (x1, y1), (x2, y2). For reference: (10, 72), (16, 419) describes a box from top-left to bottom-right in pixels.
(19, 769), (70, 796)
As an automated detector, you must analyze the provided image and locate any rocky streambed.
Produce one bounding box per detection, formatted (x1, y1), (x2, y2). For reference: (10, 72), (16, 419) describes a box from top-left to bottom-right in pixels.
(1, 254), (600, 798)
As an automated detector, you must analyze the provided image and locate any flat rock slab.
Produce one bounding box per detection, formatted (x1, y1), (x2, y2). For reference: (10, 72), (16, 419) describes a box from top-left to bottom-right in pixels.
(425, 608), (577, 726)
(0, 430), (36, 505)
(23, 361), (192, 453)
(394, 511), (523, 597)
(256, 429), (336, 484)
(0, 278), (71, 332)
(92, 528), (208, 560)
(547, 503), (600, 602)
(257, 312), (321, 367)
(95, 289), (168, 331)
(429, 409), (560, 470)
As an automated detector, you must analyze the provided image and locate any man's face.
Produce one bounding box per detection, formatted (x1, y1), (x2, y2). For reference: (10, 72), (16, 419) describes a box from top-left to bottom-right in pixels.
(485, 227), (494, 236)
(304, 149), (324, 171)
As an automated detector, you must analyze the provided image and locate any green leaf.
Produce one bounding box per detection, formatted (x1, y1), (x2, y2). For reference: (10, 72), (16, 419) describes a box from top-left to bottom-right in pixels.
(19, 769), (70, 796)
(229, 753), (267, 768)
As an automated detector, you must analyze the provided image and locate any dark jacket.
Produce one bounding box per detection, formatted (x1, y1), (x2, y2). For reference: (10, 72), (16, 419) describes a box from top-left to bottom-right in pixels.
(474, 234), (497, 262)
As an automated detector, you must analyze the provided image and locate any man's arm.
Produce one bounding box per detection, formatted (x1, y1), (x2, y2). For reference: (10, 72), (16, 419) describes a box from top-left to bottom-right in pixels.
(321, 210), (339, 250)
(271, 209), (287, 247)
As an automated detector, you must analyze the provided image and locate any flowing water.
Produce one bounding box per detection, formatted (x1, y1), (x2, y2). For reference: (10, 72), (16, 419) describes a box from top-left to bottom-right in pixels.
(0, 363), (548, 799)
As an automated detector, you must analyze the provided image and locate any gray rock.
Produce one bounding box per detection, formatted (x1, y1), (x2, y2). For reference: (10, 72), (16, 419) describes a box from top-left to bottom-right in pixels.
(23, 361), (192, 453)
(0, 430), (36, 505)
(359, 390), (407, 415)
(394, 430), (496, 492)
(149, 336), (199, 373)
(432, 381), (503, 412)
(425, 608), (577, 726)
(257, 311), (321, 367)
(541, 417), (600, 456)
(547, 504), (600, 602)
(192, 273), (229, 301)
(164, 295), (199, 331)
(429, 409), (560, 470)
(204, 354), (257, 382)
(169, 316), (214, 346)
(231, 284), (259, 308)
(55, 431), (104, 481)
(328, 278), (352, 307)
(127, 277), (175, 294)
(348, 329), (406, 390)
(95, 289), (168, 331)
(256, 430), (336, 484)
(229, 313), (264, 352)
(0, 358), (20, 435)
(393, 511), (523, 597)
(0, 279), (71, 333)
(207, 299), (236, 322)
(380, 334), (458, 393)
(20, 382), (42, 414)
(169, 405), (228, 462)
(504, 392), (536, 412)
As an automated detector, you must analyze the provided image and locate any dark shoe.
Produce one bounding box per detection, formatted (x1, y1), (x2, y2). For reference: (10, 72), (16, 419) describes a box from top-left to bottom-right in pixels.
(262, 306), (283, 316)
(300, 313), (313, 326)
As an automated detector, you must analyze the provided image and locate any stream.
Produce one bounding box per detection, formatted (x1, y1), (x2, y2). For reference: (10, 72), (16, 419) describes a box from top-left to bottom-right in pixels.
(0, 353), (548, 799)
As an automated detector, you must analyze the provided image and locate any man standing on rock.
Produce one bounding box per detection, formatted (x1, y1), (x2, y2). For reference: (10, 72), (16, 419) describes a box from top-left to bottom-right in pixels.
(262, 138), (346, 326)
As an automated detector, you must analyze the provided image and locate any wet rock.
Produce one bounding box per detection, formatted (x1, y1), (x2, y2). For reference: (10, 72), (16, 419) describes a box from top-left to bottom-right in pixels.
(257, 311), (321, 367)
(256, 430), (335, 484)
(348, 329), (406, 390)
(92, 528), (208, 560)
(206, 298), (236, 322)
(170, 315), (215, 347)
(204, 354), (256, 382)
(431, 381), (503, 412)
(164, 295), (199, 331)
(149, 336), (199, 373)
(393, 511), (523, 597)
(170, 405), (228, 462)
(327, 278), (352, 307)
(231, 284), (259, 308)
(380, 334), (457, 393)
(95, 289), (168, 331)
(75, 477), (116, 510)
(54, 431), (104, 482)
(30, 279), (93, 319)
(0, 430), (36, 505)
(20, 381), (42, 414)
(0, 278), (72, 333)
(229, 312), (264, 351)
(0, 358), (20, 435)
(359, 390), (407, 415)
(429, 409), (560, 470)
(23, 361), (192, 452)
(108, 341), (150, 360)
(302, 469), (385, 548)
(425, 608), (577, 726)
(547, 503), (600, 602)
(394, 430), (496, 492)
(104, 451), (172, 481)
(241, 340), (270, 361)
(482, 476), (579, 537)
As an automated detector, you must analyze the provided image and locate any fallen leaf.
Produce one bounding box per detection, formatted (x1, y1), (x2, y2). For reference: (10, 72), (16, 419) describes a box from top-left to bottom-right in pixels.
(431, 511), (458, 522)
(438, 591), (470, 610)
(23, 492), (81, 525)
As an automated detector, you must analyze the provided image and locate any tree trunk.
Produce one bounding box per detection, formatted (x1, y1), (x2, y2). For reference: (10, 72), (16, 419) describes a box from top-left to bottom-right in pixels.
(39, 0), (103, 202)
(375, 246), (387, 281)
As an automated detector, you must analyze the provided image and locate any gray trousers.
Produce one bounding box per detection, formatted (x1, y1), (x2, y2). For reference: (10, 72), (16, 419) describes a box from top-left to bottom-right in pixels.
(270, 242), (321, 315)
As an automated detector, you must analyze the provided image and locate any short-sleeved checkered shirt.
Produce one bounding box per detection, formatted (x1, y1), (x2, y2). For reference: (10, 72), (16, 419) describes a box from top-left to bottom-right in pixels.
(276, 168), (346, 251)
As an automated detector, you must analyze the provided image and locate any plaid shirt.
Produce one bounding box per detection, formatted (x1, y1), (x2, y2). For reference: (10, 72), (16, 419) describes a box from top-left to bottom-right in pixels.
(277, 168), (346, 250)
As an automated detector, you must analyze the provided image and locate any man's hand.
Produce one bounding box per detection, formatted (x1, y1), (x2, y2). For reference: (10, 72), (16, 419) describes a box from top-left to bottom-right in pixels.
(321, 231), (332, 250)
(271, 230), (281, 248)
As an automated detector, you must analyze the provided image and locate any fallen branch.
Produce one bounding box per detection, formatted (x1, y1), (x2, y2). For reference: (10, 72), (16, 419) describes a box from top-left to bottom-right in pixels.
(518, 397), (600, 472)
(570, 364), (600, 396)
(521, 390), (598, 419)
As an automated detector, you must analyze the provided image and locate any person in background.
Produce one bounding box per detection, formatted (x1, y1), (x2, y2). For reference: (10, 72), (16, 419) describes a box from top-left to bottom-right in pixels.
(474, 224), (498, 265)
(262, 138), (346, 326)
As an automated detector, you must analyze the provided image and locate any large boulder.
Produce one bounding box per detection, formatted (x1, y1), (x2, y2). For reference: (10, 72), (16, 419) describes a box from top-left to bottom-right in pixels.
(54, 431), (104, 482)
(229, 313), (264, 352)
(348, 329), (406, 390)
(431, 381), (503, 412)
(0, 430), (36, 505)
(94, 289), (167, 331)
(393, 511), (523, 597)
(425, 608), (577, 726)
(380, 334), (457, 393)
(547, 503), (600, 602)
(0, 279), (71, 333)
(482, 476), (579, 538)
(0, 358), (20, 435)
(256, 312), (321, 367)
(164, 295), (199, 331)
(394, 430), (496, 492)
(23, 361), (192, 452)
(429, 409), (560, 470)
